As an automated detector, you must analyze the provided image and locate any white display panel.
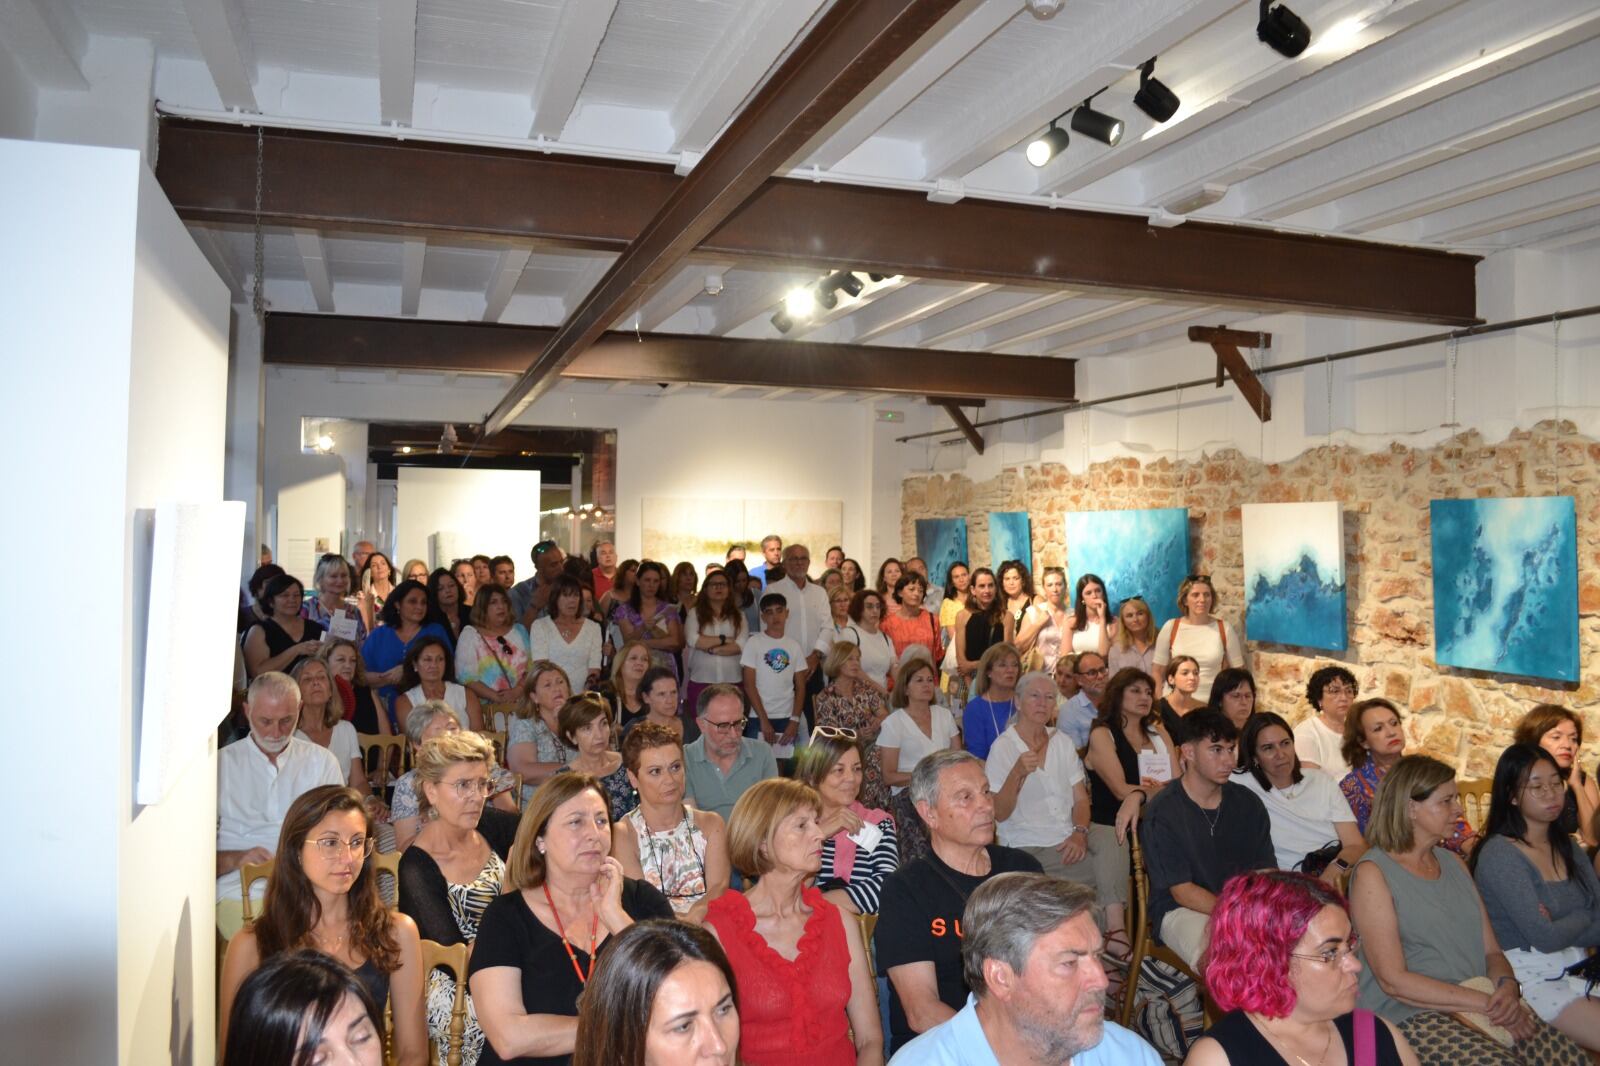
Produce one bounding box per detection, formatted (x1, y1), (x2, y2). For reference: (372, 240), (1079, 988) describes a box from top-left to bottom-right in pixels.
(395, 467), (542, 570)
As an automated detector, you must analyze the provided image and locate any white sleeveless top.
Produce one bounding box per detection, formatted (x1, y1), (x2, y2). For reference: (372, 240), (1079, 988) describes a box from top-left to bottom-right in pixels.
(404, 682), (469, 728)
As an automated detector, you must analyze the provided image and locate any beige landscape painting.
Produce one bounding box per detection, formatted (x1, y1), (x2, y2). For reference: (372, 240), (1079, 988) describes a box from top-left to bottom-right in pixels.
(642, 497), (844, 573)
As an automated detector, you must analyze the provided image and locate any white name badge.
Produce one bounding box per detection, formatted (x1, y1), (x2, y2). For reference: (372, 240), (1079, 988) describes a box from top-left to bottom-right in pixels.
(1138, 750), (1173, 783)
(328, 609), (361, 641)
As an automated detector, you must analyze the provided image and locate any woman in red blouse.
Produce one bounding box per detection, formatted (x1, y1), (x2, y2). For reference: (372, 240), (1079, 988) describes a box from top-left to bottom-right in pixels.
(880, 573), (942, 671)
(704, 779), (883, 1066)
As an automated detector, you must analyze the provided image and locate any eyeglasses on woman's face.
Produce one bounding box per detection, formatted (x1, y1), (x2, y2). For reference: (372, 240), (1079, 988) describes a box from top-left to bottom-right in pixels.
(442, 776), (493, 800)
(308, 834), (376, 860)
(1522, 775), (1566, 798)
(1290, 933), (1360, 967)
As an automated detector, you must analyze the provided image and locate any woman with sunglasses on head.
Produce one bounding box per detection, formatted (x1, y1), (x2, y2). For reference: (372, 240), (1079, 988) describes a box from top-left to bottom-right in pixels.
(219, 785), (427, 1066)
(813, 641), (892, 812)
(398, 731), (514, 1066)
(528, 575), (604, 698)
(457, 584), (533, 728)
(613, 722), (730, 925)
(794, 730), (898, 917)
(1150, 574), (1243, 703)
(1187, 870), (1419, 1066)
(556, 693), (636, 822)
(395, 634), (483, 734)
(1107, 594), (1157, 688)
(1471, 744), (1600, 1052)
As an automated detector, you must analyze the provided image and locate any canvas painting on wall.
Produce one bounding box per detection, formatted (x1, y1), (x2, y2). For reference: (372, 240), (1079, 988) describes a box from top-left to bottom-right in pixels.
(915, 517), (969, 591)
(1065, 508), (1191, 629)
(642, 497), (843, 574)
(1242, 501), (1347, 651)
(988, 511), (1032, 571)
(1431, 496), (1579, 682)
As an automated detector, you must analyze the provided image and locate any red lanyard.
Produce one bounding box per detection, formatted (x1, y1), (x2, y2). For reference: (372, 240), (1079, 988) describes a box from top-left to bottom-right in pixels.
(543, 883), (599, 984)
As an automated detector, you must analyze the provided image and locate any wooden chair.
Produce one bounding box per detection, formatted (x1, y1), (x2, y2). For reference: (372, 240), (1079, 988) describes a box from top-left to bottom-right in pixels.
(420, 939), (472, 1066)
(481, 729), (509, 767)
(239, 857), (275, 923)
(1119, 833), (1216, 1029)
(857, 912), (879, 978)
(1457, 777), (1494, 832)
(360, 732), (409, 793)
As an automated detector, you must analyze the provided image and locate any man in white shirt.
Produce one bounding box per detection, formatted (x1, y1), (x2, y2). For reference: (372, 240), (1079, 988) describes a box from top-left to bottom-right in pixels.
(1057, 651), (1109, 748)
(764, 543), (830, 654)
(216, 671), (345, 937)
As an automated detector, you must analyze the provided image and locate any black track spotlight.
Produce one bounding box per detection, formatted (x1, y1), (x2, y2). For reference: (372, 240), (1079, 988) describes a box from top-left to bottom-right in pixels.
(771, 310), (794, 333)
(817, 288), (838, 311)
(834, 272), (864, 298)
(1133, 59), (1180, 124)
(1070, 102), (1123, 147)
(867, 273), (887, 282)
(1026, 123), (1071, 167)
(1258, 0), (1312, 57)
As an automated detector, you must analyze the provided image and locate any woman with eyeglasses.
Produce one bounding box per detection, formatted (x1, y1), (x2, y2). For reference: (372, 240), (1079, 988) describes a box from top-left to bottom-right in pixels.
(395, 634), (483, 734)
(1187, 870), (1419, 1066)
(1348, 756), (1585, 1065)
(813, 641), (892, 811)
(398, 731), (515, 1066)
(1470, 744), (1600, 1052)
(1295, 666), (1359, 778)
(468, 774), (674, 1066)
(556, 693), (636, 821)
(1512, 705), (1599, 848)
(528, 574), (604, 698)
(219, 785), (427, 1066)
(1107, 594), (1157, 686)
(1209, 668), (1259, 735)
(613, 722), (730, 925)
(391, 701), (518, 851)
(456, 584), (533, 729)
(794, 730), (898, 917)
(1150, 575), (1243, 703)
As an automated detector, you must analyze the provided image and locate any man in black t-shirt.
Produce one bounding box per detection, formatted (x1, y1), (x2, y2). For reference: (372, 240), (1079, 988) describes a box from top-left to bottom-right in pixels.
(874, 750), (1044, 1055)
(1142, 708), (1276, 969)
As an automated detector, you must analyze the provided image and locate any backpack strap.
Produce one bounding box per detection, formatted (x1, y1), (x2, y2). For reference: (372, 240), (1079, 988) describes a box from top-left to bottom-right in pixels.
(1216, 619), (1227, 657)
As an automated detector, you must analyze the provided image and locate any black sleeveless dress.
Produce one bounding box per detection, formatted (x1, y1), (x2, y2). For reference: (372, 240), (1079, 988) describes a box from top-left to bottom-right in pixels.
(1205, 1010), (1402, 1065)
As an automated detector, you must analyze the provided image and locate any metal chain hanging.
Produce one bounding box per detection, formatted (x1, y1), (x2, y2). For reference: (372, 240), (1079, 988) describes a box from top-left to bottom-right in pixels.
(1444, 333), (1460, 431)
(252, 125), (266, 326)
(1324, 356), (1332, 451)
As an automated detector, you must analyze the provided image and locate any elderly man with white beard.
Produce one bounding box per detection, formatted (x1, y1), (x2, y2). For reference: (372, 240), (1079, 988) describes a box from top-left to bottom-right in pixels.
(890, 872), (1162, 1065)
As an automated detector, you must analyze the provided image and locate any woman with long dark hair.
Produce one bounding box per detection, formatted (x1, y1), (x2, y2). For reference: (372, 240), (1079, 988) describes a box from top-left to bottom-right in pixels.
(219, 785), (426, 1065)
(616, 560), (685, 680)
(395, 634), (483, 734)
(953, 566), (1003, 692)
(995, 559), (1040, 637)
(683, 569), (745, 715)
(1237, 712), (1364, 879)
(571, 920), (740, 1066)
(363, 579), (454, 725)
(244, 573), (326, 678)
(222, 949), (386, 1066)
(1471, 744), (1600, 1050)
(1512, 705), (1600, 847)
(430, 566), (471, 640)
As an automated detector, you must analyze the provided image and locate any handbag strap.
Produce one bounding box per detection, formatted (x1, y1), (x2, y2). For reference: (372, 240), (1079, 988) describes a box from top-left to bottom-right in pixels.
(1354, 1008), (1376, 1066)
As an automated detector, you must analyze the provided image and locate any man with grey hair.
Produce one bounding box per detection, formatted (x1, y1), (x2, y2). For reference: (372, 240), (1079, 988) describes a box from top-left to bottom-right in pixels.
(874, 750), (1043, 1054)
(215, 670), (344, 937)
(889, 872), (1161, 1064)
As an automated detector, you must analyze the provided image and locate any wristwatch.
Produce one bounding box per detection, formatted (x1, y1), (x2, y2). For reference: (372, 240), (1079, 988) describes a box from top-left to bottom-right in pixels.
(718, 634), (726, 646)
(1331, 856), (1351, 872)
(1070, 824), (1089, 836)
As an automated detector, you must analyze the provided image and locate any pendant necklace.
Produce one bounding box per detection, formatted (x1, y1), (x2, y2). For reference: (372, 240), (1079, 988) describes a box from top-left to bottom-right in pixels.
(543, 883), (599, 984)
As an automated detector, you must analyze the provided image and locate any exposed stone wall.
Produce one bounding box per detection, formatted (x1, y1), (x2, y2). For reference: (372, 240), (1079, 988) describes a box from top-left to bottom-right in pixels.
(902, 421), (1600, 778)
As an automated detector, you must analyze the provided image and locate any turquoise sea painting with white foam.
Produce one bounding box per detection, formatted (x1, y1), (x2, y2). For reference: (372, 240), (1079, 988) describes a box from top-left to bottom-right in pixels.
(1431, 496), (1578, 682)
(1242, 501), (1347, 651)
(1065, 508), (1191, 630)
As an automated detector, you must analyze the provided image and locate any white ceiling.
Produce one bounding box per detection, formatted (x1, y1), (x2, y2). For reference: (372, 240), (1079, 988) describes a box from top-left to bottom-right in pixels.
(24, 0), (1600, 393)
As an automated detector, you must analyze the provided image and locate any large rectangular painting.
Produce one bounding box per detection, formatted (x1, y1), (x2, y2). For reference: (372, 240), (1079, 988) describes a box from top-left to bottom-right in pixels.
(988, 511), (1032, 571)
(1242, 501), (1347, 651)
(1065, 508), (1190, 630)
(641, 498), (843, 575)
(1431, 496), (1579, 682)
(915, 518), (969, 591)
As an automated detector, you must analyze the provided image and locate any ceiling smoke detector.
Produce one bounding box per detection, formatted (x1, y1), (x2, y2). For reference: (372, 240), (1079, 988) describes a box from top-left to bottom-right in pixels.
(1024, 0), (1065, 18)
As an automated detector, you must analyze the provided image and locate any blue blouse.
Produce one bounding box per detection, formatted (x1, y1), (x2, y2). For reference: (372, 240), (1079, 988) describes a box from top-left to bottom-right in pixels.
(962, 696), (1015, 761)
(361, 623), (453, 727)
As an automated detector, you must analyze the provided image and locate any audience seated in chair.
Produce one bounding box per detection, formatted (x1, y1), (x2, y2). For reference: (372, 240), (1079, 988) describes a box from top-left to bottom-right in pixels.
(391, 701), (517, 852)
(1236, 712), (1365, 881)
(217, 671), (345, 938)
(888, 872), (1161, 1065)
(873, 750), (1042, 1055)
(222, 948), (386, 1066)
(220, 785), (426, 1066)
(1140, 708), (1277, 970)
(792, 729), (900, 917)
(1340, 699), (1475, 855)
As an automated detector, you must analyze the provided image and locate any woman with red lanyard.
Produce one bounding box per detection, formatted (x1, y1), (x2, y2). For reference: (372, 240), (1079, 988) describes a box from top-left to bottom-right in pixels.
(879, 572), (942, 673)
(1150, 574), (1244, 703)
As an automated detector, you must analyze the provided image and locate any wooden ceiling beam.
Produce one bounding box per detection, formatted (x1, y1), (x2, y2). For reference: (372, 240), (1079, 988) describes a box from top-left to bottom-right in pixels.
(1190, 325), (1273, 423)
(155, 117), (1481, 330)
(261, 312), (1075, 404)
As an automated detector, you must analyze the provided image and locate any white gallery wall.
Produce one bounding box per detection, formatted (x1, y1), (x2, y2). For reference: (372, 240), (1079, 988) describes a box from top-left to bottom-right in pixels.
(261, 374), (880, 573)
(0, 139), (230, 1064)
(394, 466), (542, 569)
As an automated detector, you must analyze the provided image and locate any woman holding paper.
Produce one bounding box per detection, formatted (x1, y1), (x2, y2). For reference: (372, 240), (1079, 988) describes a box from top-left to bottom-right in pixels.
(792, 731), (898, 917)
(1083, 666), (1177, 979)
(304, 553), (369, 645)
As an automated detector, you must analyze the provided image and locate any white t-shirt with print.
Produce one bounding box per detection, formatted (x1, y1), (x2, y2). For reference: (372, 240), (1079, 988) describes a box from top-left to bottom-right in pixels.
(741, 632), (805, 721)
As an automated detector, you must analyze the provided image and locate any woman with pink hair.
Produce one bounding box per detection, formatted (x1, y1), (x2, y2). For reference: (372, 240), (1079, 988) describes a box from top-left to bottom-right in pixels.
(1186, 870), (1418, 1066)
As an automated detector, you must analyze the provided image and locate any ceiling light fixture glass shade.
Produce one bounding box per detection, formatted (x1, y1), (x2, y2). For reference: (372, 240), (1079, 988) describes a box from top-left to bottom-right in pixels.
(1258, 0), (1312, 57)
(1071, 104), (1123, 146)
(783, 288), (817, 320)
(1134, 60), (1180, 123)
(1026, 124), (1070, 167)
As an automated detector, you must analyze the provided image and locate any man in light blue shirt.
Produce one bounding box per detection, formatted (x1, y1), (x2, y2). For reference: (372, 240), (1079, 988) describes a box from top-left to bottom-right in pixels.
(889, 873), (1160, 1066)
(1057, 651), (1108, 749)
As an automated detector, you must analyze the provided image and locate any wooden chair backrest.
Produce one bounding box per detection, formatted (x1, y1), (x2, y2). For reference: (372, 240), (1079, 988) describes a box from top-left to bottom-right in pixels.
(857, 913), (879, 978)
(420, 939), (471, 1066)
(239, 850), (402, 918)
(1457, 777), (1494, 832)
(240, 858), (274, 923)
(359, 732), (409, 792)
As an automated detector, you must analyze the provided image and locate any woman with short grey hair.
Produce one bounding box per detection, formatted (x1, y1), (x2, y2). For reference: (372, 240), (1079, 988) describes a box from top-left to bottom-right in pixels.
(390, 701), (517, 850)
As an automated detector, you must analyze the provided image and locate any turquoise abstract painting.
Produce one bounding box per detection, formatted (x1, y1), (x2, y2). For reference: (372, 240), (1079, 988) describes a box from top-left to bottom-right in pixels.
(1065, 508), (1191, 630)
(988, 512), (1032, 570)
(1242, 501), (1347, 651)
(914, 517), (969, 592)
(1431, 496), (1578, 682)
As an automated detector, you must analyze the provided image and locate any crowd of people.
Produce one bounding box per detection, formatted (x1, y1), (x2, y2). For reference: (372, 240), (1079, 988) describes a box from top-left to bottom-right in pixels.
(220, 537), (1600, 1066)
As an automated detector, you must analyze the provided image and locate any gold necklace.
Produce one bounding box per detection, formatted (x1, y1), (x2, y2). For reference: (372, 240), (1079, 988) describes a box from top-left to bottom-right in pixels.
(1257, 1018), (1332, 1066)
(310, 925), (348, 954)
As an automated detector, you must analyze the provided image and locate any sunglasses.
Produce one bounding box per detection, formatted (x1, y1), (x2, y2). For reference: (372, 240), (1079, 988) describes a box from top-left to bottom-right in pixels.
(1186, 574), (1212, 583)
(814, 726), (859, 741)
